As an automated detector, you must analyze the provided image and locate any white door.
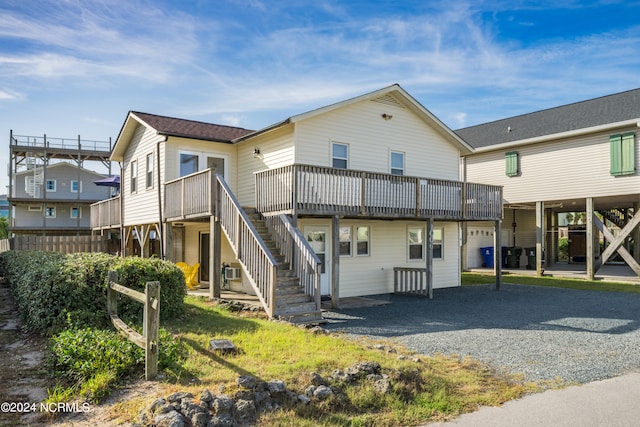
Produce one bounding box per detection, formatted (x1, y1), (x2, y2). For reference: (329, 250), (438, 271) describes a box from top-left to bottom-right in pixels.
(304, 226), (330, 296)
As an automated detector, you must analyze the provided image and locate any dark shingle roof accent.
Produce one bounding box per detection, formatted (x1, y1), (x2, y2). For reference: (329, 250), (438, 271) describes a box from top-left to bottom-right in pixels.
(455, 88), (640, 149)
(132, 111), (254, 142)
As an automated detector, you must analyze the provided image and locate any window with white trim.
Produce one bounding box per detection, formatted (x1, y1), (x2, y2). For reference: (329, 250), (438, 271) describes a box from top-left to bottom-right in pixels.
(390, 151), (405, 175)
(356, 226), (370, 256)
(28, 205), (42, 212)
(130, 160), (137, 193)
(408, 227), (423, 260)
(71, 180), (82, 193)
(332, 142), (349, 169)
(339, 226), (352, 256)
(71, 207), (82, 218)
(45, 179), (56, 192)
(146, 153), (154, 188)
(433, 228), (443, 259)
(45, 206), (56, 218)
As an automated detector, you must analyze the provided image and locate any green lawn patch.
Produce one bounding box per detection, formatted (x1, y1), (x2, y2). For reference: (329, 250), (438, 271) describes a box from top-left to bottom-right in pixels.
(462, 272), (640, 293)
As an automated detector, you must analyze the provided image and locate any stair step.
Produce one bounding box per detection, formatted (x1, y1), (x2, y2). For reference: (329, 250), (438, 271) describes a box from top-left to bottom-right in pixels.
(276, 293), (313, 306)
(276, 286), (305, 296)
(275, 301), (319, 316)
(276, 310), (325, 325)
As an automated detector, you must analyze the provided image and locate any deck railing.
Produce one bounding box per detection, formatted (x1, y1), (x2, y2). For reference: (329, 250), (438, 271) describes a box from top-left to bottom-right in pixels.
(90, 196), (121, 229)
(264, 214), (322, 309)
(216, 176), (279, 318)
(164, 169), (215, 221)
(256, 164), (502, 220)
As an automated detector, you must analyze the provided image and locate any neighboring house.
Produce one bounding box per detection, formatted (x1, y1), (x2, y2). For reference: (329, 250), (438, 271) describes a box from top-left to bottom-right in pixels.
(459, 88), (640, 279)
(8, 132), (113, 237)
(10, 162), (112, 236)
(0, 195), (9, 219)
(91, 84), (502, 322)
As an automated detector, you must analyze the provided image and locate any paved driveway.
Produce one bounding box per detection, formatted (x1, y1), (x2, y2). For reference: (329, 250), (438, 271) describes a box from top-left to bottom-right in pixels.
(322, 284), (640, 384)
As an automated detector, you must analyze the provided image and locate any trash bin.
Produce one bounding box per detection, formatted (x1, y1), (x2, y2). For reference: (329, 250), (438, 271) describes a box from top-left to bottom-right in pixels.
(505, 246), (522, 268)
(525, 247), (536, 270)
(480, 246), (494, 268)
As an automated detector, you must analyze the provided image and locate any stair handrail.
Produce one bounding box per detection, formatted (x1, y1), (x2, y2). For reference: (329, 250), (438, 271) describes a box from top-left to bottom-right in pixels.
(275, 214), (322, 311)
(214, 174), (278, 318)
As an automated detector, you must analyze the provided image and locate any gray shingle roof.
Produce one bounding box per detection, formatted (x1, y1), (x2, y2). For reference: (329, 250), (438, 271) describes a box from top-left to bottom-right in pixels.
(132, 111), (254, 142)
(455, 88), (640, 149)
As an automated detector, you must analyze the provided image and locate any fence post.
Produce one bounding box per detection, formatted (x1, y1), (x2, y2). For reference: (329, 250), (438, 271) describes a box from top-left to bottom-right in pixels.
(107, 271), (118, 316)
(145, 281), (160, 380)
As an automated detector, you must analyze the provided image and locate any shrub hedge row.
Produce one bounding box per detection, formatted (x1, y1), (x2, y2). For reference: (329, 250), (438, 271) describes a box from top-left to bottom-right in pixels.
(0, 251), (187, 335)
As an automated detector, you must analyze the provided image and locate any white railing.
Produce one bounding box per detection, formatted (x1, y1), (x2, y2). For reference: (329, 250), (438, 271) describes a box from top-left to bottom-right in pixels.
(216, 176), (279, 318)
(264, 214), (322, 310)
(256, 164), (503, 220)
(90, 196), (121, 228)
(164, 169), (214, 220)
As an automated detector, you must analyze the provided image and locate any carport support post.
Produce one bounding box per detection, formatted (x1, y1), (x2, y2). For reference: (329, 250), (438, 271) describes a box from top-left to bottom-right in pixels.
(331, 215), (340, 308)
(634, 202), (640, 263)
(494, 220), (502, 291)
(536, 201), (544, 276)
(586, 197), (595, 280)
(210, 217), (222, 299)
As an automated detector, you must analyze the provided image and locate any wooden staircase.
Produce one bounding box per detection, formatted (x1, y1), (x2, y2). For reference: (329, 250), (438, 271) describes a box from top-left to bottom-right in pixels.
(599, 209), (633, 229)
(244, 208), (324, 324)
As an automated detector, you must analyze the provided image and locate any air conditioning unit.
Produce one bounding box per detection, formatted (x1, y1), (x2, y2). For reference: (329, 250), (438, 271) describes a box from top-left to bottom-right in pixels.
(225, 267), (241, 281)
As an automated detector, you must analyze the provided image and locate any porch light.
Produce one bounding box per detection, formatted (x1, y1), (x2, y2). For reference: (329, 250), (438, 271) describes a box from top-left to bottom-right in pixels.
(253, 147), (261, 158)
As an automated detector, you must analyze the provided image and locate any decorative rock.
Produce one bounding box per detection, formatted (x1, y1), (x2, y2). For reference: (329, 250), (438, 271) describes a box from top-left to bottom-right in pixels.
(150, 398), (167, 413)
(373, 378), (392, 394)
(305, 385), (316, 397)
(234, 399), (256, 421)
(237, 375), (258, 389)
(212, 395), (234, 414)
(192, 411), (211, 427)
(310, 372), (326, 386)
(367, 373), (383, 381)
(210, 413), (235, 427)
(253, 390), (270, 405)
(167, 392), (194, 403)
(154, 409), (186, 427)
(200, 388), (214, 403)
(267, 379), (286, 394)
(313, 385), (334, 400)
(298, 394), (311, 405)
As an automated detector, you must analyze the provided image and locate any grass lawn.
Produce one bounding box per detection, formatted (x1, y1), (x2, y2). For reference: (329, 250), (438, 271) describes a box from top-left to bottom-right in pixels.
(462, 272), (640, 293)
(110, 296), (538, 426)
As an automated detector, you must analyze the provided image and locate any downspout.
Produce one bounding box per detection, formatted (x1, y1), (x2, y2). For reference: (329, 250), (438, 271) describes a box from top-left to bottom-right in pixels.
(119, 162), (125, 256)
(156, 137), (165, 259)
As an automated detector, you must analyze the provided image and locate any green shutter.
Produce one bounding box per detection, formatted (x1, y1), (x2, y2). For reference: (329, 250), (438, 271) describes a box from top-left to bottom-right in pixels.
(611, 133), (636, 176)
(505, 151), (518, 177)
(621, 132), (635, 175)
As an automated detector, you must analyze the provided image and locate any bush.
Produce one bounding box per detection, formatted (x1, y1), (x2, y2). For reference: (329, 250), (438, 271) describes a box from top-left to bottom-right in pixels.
(0, 251), (187, 335)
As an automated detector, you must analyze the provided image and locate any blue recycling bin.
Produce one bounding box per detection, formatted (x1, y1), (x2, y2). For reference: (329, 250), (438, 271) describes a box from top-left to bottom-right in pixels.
(480, 246), (494, 268)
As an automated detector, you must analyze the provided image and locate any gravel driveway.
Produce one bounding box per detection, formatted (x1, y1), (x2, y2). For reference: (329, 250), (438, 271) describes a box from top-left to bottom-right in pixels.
(322, 284), (640, 384)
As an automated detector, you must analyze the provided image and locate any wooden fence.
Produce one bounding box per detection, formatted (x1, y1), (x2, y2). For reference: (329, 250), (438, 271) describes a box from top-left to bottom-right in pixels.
(8, 235), (109, 254)
(394, 267), (431, 298)
(107, 271), (160, 380)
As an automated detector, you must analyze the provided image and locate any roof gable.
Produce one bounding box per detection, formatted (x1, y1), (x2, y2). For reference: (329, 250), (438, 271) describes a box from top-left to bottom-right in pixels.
(457, 88), (640, 149)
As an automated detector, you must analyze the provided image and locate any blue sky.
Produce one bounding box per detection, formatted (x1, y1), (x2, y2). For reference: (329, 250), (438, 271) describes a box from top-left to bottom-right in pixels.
(1, 0), (640, 189)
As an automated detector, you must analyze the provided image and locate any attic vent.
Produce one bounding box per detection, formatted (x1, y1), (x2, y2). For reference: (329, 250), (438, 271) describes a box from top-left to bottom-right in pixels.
(372, 94), (405, 108)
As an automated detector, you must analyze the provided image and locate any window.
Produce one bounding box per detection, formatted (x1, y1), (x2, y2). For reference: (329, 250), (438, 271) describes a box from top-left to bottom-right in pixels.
(71, 207), (81, 218)
(28, 205), (42, 212)
(390, 151), (405, 175)
(433, 228), (443, 259)
(146, 153), (154, 189)
(356, 226), (369, 256)
(180, 153), (198, 176)
(130, 160), (137, 193)
(408, 227), (424, 260)
(332, 143), (348, 169)
(45, 179), (56, 192)
(339, 226), (352, 256)
(610, 133), (636, 176)
(505, 151), (519, 177)
(71, 180), (82, 193)
(45, 207), (56, 218)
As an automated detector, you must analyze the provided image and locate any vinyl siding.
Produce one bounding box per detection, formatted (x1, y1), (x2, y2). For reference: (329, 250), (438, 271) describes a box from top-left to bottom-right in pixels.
(164, 137), (237, 188)
(465, 127), (640, 204)
(14, 204), (91, 228)
(13, 164), (110, 200)
(122, 124), (164, 226)
(236, 125), (295, 207)
(298, 218), (460, 298)
(294, 99), (461, 181)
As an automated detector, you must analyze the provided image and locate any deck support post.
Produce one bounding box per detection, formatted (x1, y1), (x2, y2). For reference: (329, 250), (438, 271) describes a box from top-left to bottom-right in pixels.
(634, 203), (640, 263)
(426, 218), (433, 299)
(331, 215), (340, 309)
(494, 220), (502, 291)
(586, 197), (595, 280)
(536, 201), (544, 277)
(210, 217), (221, 299)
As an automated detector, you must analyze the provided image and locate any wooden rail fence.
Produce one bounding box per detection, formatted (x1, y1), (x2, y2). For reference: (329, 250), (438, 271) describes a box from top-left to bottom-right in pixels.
(9, 235), (108, 253)
(107, 271), (160, 380)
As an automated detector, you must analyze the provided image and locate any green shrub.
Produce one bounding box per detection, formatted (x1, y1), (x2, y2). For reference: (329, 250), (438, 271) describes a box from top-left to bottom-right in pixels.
(0, 251), (186, 335)
(48, 327), (184, 401)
